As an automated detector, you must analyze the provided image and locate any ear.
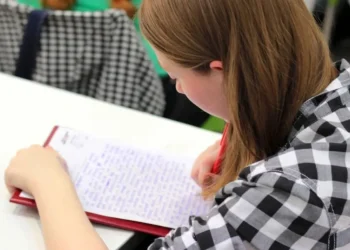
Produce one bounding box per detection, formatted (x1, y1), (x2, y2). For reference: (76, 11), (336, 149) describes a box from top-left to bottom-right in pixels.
(209, 61), (223, 71)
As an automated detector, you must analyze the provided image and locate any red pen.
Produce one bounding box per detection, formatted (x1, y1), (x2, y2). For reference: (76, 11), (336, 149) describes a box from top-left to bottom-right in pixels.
(211, 124), (228, 174)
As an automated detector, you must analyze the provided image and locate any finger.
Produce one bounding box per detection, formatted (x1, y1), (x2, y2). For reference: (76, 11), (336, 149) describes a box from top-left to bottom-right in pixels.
(193, 148), (220, 185)
(191, 158), (201, 181)
(6, 184), (16, 195)
(45, 146), (60, 156)
(202, 174), (215, 188)
(57, 156), (69, 172)
(191, 153), (209, 183)
(17, 145), (42, 157)
(192, 140), (221, 185)
(198, 163), (213, 186)
(193, 172), (201, 187)
(191, 167), (199, 183)
(44, 146), (68, 172)
(5, 167), (14, 192)
(191, 150), (208, 181)
(30, 144), (44, 150)
(15, 148), (27, 156)
(198, 171), (216, 188)
(45, 146), (56, 151)
(201, 147), (221, 170)
(198, 147), (222, 184)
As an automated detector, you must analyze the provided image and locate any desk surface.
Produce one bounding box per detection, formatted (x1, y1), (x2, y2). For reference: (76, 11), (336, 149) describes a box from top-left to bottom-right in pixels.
(0, 73), (220, 249)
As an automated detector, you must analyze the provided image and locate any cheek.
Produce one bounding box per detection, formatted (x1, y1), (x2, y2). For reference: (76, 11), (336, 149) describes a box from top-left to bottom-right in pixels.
(180, 80), (208, 108)
(179, 78), (228, 119)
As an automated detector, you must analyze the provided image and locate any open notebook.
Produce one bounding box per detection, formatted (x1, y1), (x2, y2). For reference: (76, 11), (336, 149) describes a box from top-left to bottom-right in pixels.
(10, 126), (213, 236)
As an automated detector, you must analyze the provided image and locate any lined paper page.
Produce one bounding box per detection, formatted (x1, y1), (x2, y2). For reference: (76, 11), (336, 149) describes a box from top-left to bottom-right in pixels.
(21, 127), (212, 228)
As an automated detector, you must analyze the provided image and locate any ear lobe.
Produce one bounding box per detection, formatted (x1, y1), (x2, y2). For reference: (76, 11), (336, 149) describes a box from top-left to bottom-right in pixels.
(209, 61), (223, 71)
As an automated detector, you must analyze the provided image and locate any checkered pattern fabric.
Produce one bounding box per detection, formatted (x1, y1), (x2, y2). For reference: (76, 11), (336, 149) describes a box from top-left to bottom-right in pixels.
(0, 0), (165, 116)
(149, 60), (350, 250)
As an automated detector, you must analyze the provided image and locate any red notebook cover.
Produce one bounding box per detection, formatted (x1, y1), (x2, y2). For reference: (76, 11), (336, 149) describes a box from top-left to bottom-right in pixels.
(10, 126), (171, 237)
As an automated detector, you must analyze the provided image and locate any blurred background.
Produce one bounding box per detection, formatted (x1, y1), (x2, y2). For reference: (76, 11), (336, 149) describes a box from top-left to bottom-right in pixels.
(1, 0), (350, 134)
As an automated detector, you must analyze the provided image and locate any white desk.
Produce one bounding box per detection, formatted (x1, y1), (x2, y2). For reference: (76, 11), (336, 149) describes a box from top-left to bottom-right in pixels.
(0, 73), (221, 249)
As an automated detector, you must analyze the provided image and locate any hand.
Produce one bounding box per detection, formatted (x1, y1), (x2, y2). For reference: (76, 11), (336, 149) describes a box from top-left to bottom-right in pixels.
(191, 140), (221, 188)
(5, 145), (70, 196)
(5, 147), (108, 250)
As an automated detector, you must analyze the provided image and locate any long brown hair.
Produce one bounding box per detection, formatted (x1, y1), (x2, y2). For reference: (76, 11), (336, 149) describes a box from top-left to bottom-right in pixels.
(140, 0), (337, 198)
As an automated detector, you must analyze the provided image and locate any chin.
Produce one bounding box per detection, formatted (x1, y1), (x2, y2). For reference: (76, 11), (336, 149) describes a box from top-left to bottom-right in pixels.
(203, 110), (228, 122)
(188, 99), (229, 122)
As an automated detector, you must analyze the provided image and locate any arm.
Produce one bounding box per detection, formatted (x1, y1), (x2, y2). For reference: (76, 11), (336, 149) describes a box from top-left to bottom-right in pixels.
(5, 146), (107, 250)
(34, 177), (108, 250)
(148, 174), (331, 250)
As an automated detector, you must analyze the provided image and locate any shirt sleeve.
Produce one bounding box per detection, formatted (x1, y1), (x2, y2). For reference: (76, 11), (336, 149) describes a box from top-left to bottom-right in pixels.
(148, 172), (331, 250)
(148, 204), (245, 250)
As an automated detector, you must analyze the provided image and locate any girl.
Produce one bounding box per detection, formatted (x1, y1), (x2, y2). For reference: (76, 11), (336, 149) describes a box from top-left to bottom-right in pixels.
(5, 0), (350, 249)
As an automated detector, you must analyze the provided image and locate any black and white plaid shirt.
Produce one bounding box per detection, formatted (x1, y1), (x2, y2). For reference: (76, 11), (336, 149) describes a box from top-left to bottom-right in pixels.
(149, 59), (350, 250)
(0, 0), (165, 116)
